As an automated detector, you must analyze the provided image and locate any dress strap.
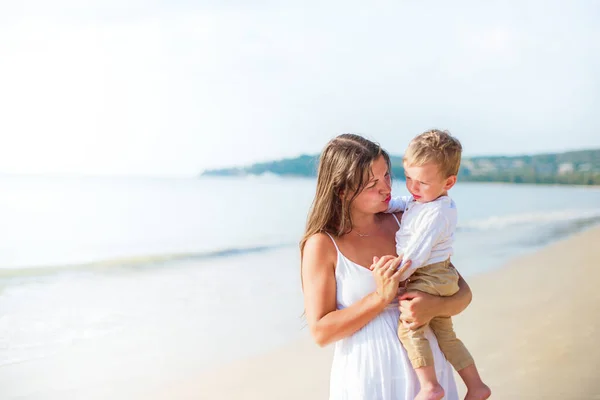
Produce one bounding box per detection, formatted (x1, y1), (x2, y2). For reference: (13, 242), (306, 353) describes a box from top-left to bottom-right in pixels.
(324, 232), (340, 253)
(391, 213), (401, 227)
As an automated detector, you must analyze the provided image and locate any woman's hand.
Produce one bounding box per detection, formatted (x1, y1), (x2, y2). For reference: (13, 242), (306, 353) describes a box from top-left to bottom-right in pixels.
(369, 255), (411, 305)
(398, 269), (472, 330)
(398, 290), (442, 329)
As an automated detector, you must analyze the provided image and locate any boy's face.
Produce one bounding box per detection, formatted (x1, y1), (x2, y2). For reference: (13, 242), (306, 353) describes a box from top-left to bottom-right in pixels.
(403, 162), (456, 203)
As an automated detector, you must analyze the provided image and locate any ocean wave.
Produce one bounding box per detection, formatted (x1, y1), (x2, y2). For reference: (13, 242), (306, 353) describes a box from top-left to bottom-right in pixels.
(0, 243), (293, 278)
(458, 209), (600, 231)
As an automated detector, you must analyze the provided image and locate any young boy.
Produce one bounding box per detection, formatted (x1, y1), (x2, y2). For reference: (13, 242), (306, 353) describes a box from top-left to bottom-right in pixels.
(387, 130), (490, 400)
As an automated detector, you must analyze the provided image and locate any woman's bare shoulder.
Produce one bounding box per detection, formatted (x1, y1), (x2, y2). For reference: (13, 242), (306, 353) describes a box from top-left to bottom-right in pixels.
(303, 232), (338, 272)
(304, 232), (337, 257)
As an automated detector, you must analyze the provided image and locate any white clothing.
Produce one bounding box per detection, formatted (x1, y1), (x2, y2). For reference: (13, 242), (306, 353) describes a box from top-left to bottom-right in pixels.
(325, 220), (458, 400)
(387, 195), (457, 282)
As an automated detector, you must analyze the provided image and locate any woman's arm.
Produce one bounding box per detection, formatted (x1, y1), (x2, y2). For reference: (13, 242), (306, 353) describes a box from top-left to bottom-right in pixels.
(302, 234), (405, 347)
(398, 268), (472, 330)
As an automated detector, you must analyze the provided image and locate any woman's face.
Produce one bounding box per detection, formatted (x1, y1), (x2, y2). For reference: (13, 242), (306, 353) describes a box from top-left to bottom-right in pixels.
(349, 155), (392, 215)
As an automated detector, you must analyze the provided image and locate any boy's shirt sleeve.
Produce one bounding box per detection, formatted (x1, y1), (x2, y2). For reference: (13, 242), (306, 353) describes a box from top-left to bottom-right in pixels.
(398, 207), (450, 282)
(386, 196), (411, 213)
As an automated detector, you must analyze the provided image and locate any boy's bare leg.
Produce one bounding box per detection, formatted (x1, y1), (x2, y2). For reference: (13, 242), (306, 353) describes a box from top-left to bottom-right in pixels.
(458, 364), (491, 400)
(414, 366), (444, 400)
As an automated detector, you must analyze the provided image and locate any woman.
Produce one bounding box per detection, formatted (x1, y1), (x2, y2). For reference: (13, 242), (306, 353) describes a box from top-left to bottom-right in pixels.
(300, 134), (472, 399)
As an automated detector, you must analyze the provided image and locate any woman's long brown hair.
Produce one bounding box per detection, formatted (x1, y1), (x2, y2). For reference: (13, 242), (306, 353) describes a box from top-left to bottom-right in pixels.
(299, 134), (391, 258)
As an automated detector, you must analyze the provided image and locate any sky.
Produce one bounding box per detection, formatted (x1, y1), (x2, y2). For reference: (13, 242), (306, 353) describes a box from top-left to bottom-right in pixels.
(0, 0), (599, 176)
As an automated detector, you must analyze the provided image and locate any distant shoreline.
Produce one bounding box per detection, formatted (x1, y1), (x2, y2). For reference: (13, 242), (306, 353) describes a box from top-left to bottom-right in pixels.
(198, 174), (600, 188)
(200, 148), (600, 186)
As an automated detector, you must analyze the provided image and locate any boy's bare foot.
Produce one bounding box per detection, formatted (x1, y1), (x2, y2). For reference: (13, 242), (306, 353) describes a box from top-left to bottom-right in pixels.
(458, 364), (491, 400)
(464, 384), (491, 400)
(415, 384), (445, 400)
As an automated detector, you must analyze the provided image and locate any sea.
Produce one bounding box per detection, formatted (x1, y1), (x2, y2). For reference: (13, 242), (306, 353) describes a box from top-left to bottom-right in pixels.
(1, 174), (600, 399)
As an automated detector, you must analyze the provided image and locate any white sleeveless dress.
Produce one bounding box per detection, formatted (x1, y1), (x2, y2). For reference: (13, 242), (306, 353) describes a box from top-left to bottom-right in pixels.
(326, 218), (458, 400)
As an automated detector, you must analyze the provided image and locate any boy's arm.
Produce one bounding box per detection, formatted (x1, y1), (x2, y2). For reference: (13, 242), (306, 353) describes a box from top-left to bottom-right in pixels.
(397, 209), (449, 281)
(386, 196), (410, 213)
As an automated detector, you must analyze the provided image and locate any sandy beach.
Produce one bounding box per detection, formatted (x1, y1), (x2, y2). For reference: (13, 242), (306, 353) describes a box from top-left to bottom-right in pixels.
(157, 226), (600, 399)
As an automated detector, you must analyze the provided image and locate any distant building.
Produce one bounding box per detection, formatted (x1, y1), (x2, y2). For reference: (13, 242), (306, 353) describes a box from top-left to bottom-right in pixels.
(475, 160), (497, 173)
(460, 160), (475, 175)
(558, 162), (575, 175)
(512, 160), (525, 168)
(462, 160), (476, 170)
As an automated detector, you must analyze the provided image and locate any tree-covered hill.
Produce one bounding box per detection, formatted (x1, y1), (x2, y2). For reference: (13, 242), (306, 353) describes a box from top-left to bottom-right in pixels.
(201, 149), (600, 186)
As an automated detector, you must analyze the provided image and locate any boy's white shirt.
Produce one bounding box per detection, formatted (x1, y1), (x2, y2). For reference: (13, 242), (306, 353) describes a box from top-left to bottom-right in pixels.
(387, 195), (456, 282)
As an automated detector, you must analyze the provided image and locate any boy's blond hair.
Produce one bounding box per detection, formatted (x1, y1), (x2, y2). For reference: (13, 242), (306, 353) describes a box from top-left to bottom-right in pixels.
(403, 129), (462, 177)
